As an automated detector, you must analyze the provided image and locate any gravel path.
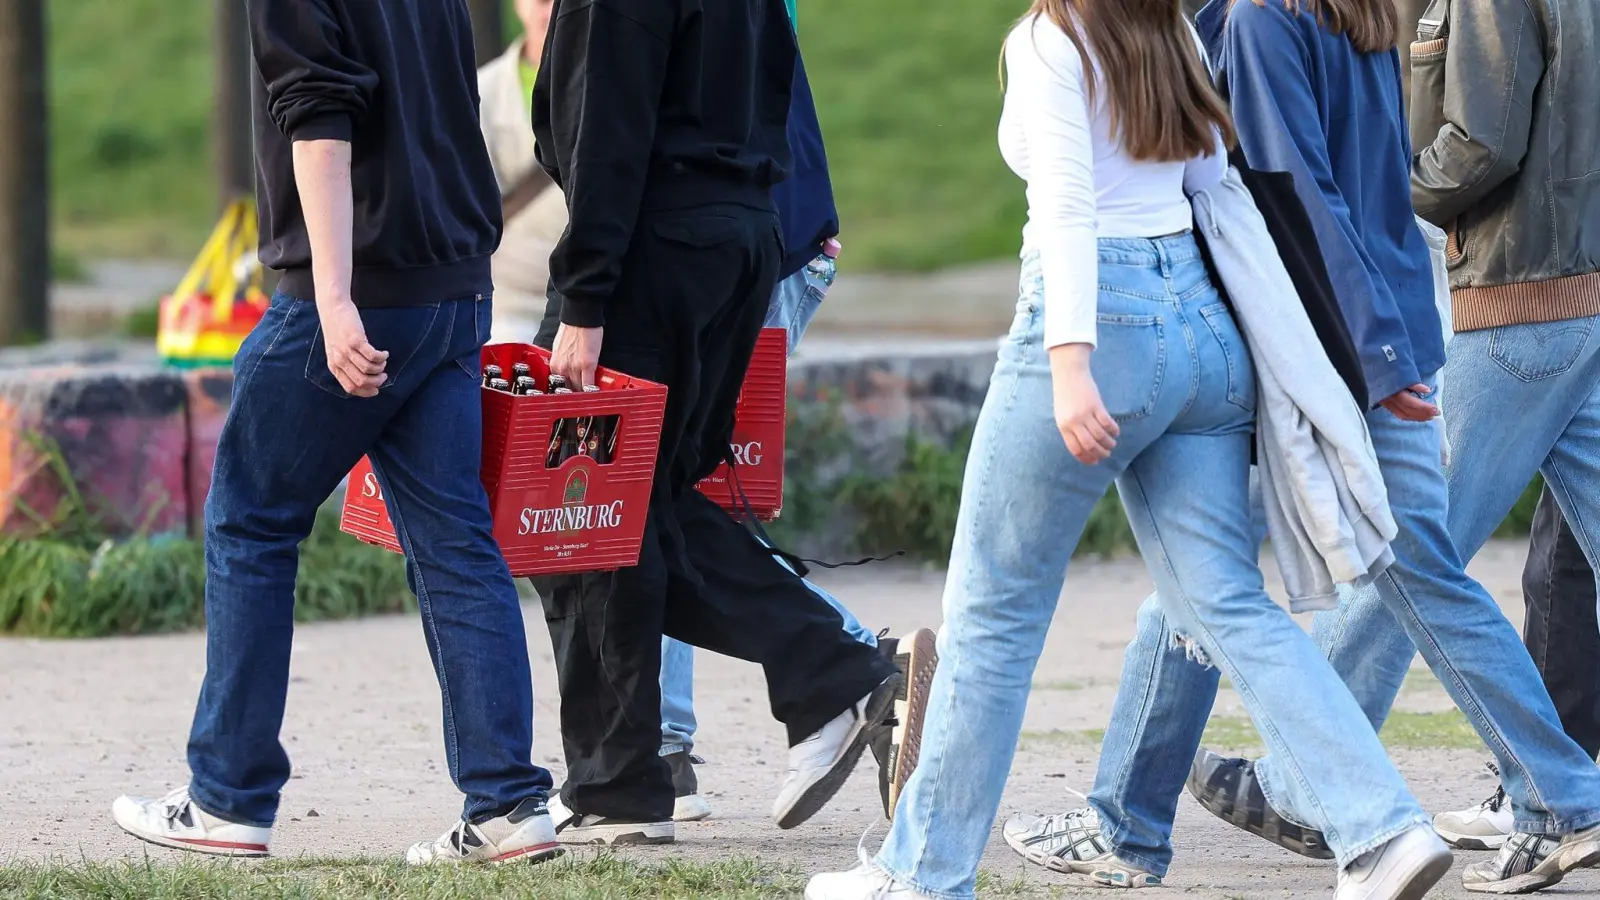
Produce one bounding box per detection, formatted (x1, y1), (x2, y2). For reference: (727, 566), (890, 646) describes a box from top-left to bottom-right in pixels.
(4, 539), (1595, 898)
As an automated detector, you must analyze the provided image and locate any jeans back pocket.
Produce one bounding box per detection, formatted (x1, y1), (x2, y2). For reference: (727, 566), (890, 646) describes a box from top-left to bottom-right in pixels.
(1199, 302), (1257, 413)
(304, 302), (445, 399)
(1489, 318), (1598, 382)
(1091, 313), (1165, 421)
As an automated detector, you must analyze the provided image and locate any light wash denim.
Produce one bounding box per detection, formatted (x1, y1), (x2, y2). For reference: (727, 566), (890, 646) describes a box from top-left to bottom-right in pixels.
(1091, 316), (1600, 876)
(1250, 316), (1600, 829)
(659, 265), (874, 754)
(764, 254), (833, 354)
(875, 239), (1426, 900)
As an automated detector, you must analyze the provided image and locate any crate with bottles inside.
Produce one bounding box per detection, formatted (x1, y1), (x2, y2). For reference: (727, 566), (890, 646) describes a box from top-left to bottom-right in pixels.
(339, 343), (668, 576)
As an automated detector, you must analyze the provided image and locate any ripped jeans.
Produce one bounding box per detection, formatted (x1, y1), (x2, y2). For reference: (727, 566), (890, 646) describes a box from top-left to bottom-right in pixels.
(873, 239), (1425, 900)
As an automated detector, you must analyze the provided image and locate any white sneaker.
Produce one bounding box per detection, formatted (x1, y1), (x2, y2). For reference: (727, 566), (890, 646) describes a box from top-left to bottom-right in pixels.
(666, 751), (713, 823)
(1002, 809), (1161, 887)
(1336, 825), (1452, 900)
(775, 675), (901, 830)
(405, 797), (563, 866)
(806, 842), (934, 900)
(546, 789), (675, 845)
(112, 787), (271, 858)
(1434, 764), (1514, 850)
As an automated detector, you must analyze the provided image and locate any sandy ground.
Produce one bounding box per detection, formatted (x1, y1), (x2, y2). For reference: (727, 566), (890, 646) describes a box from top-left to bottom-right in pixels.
(3, 539), (1598, 898)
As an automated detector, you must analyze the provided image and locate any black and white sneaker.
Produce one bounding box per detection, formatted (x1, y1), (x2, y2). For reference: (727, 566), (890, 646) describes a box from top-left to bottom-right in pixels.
(774, 674), (901, 829)
(546, 790), (674, 845)
(1461, 825), (1600, 894)
(1187, 748), (1335, 860)
(405, 796), (563, 866)
(1002, 808), (1161, 887)
(112, 787), (271, 858)
(667, 751), (712, 823)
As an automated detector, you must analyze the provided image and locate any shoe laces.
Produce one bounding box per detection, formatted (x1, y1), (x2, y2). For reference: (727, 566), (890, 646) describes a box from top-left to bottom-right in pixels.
(851, 826), (901, 899)
(1481, 761), (1506, 813)
(440, 820), (481, 857)
(158, 787), (194, 824)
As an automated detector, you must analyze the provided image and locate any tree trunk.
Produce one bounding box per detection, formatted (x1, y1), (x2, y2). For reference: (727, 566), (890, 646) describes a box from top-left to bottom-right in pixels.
(466, 0), (504, 68)
(0, 0), (50, 345)
(215, 0), (254, 204)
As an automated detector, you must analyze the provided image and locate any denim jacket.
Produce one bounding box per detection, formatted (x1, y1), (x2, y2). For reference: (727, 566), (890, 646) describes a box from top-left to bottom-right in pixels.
(1409, 0), (1600, 332)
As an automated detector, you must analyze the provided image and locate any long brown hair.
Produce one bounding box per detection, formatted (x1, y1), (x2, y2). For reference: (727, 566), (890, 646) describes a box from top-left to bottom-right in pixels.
(1237, 0), (1397, 53)
(1009, 0), (1235, 163)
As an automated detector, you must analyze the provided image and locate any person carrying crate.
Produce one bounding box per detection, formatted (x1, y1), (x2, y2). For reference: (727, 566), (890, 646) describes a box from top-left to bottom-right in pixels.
(527, 0), (901, 845)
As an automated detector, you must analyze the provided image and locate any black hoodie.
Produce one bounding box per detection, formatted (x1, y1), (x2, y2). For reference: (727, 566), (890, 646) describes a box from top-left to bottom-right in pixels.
(532, 0), (798, 328)
(248, 0), (502, 306)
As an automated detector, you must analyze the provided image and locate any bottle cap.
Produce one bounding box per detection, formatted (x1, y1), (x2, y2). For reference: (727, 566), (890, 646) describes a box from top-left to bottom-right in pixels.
(823, 238), (841, 259)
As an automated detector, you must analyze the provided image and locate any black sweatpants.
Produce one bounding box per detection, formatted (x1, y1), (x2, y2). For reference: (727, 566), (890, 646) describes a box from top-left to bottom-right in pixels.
(1522, 484), (1600, 760)
(530, 203), (895, 821)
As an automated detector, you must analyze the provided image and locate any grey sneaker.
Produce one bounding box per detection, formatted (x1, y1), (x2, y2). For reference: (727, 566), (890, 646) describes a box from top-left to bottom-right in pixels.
(1461, 826), (1600, 894)
(1187, 748), (1335, 860)
(666, 751), (711, 823)
(1002, 808), (1161, 887)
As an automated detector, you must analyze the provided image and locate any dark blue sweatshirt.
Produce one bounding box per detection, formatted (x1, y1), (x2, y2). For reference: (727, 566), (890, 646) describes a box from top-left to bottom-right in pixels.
(249, 0), (500, 307)
(1197, 0), (1444, 407)
(773, 48), (839, 280)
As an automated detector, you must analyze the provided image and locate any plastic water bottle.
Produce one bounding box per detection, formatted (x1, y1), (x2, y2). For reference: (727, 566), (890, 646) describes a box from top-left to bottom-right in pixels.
(802, 238), (841, 298)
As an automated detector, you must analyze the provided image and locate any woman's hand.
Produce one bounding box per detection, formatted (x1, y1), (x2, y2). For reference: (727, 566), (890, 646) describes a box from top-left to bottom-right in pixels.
(1049, 343), (1119, 465)
(1379, 383), (1439, 422)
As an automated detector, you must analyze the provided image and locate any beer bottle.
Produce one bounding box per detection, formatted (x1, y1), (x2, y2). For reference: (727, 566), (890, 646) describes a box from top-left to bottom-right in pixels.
(545, 420), (572, 467)
(482, 364), (504, 387)
(488, 377), (513, 392)
(548, 374), (570, 393)
(512, 362), (532, 382)
(512, 375), (538, 395)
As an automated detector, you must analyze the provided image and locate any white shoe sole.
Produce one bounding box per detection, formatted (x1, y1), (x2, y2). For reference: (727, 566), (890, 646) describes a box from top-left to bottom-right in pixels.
(775, 675), (901, 830)
(557, 820), (675, 846)
(673, 793), (712, 823)
(1435, 825), (1509, 851)
(114, 821), (270, 858)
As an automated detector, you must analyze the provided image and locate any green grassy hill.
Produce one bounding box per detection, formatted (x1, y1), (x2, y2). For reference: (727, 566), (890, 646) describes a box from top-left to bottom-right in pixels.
(47, 0), (1025, 269)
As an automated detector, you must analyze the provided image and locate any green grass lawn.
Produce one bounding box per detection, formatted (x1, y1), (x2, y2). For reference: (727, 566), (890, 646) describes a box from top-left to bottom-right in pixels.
(48, 0), (1024, 269)
(0, 855), (807, 900)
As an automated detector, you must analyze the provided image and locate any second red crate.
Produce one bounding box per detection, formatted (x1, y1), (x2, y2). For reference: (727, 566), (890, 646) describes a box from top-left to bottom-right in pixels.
(695, 327), (786, 520)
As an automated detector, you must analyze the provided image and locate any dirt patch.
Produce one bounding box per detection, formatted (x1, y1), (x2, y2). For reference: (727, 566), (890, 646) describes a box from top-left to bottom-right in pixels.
(2, 540), (1590, 898)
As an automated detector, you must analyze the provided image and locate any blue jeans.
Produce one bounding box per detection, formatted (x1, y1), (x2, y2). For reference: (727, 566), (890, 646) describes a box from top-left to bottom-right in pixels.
(876, 238), (1425, 900)
(659, 266), (874, 755)
(186, 293), (553, 827)
(1093, 318), (1600, 875)
(1254, 317), (1600, 831)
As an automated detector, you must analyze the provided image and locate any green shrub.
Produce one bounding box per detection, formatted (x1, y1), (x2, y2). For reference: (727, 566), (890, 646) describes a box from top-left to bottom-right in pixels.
(0, 435), (410, 638)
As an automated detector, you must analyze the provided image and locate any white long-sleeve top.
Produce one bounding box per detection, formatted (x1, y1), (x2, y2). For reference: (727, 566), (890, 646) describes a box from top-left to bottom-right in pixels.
(999, 15), (1226, 349)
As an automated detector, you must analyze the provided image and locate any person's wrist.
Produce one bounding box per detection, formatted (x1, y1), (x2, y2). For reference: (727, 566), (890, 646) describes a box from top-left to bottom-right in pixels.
(1048, 342), (1094, 371)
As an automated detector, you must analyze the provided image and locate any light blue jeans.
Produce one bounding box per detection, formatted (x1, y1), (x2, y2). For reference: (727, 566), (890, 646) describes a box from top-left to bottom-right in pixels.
(876, 238), (1426, 900)
(1092, 315), (1600, 876)
(659, 266), (876, 755)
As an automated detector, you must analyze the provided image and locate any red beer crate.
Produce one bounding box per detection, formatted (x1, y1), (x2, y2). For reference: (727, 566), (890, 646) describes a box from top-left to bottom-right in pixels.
(340, 343), (668, 577)
(696, 327), (786, 519)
